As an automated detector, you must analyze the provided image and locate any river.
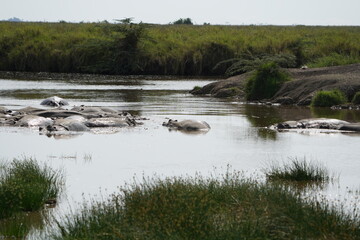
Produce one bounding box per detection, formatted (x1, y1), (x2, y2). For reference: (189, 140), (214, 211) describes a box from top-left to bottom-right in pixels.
(0, 77), (360, 237)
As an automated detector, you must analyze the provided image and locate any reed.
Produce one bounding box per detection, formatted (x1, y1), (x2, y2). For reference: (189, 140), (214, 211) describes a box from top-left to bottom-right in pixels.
(52, 171), (359, 240)
(265, 158), (331, 183)
(0, 158), (64, 220)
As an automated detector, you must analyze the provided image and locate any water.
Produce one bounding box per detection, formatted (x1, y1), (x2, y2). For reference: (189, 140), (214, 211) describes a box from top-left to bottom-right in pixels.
(1, 77), (360, 236)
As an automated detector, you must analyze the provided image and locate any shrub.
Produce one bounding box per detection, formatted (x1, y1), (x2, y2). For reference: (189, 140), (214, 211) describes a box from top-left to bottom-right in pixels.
(245, 62), (290, 100)
(311, 89), (347, 107)
(351, 91), (360, 104)
(265, 158), (330, 183)
(0, 158), (64, 219)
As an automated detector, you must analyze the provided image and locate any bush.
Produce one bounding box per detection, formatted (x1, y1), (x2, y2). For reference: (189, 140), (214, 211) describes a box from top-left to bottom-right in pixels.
(311, 89), (347, 107)
(0, 158), (64, 219)
(246, 62), (290, 101)
(351, 91), (360, 104)
(173, 18), (193, 25)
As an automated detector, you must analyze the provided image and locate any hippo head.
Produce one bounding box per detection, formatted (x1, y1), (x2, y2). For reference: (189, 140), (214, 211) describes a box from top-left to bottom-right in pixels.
(41, 96), (69, 107)
(162, 119), (178, 127)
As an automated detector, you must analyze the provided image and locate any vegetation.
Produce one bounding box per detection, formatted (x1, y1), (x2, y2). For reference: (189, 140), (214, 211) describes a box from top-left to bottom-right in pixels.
(245, 62), (290, 101)
(173, 18), (193, 25)
(265, 158), (330, 183)
(52, 171), (360, 240)
(352, 91), (360, 104)
(311, 89), (347, 107)
(0, 158), (63, 220)
(0, 22), (359, 75)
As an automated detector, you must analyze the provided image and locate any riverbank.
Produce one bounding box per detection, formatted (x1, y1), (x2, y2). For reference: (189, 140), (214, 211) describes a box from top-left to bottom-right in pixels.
(191, 64), (360, 106)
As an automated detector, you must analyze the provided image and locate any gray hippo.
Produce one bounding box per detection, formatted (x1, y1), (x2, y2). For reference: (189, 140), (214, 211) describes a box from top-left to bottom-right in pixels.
(162, 119), (211, 131)
(16, 115), (53, 127)
(41, 96), (69, 107)
(42, 118), (90, 132)
(273, 118), (360, 132)
(85, 117), (137, 128)
(275, 118), (350, 130)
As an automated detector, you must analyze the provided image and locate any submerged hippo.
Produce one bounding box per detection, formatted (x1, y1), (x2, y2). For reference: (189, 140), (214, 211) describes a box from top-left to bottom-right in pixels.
(41, 96), (69, 107)
(16, 115), (53, 127)
(273, 118), (360, 132)
(162, 119), (211, 131)
(275, 118), (349, 130)
(42, 118), (90, 132)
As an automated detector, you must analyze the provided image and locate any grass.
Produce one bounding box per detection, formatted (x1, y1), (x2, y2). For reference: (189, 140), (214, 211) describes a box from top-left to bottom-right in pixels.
(352, 91), (360, 104)
(311, 89), (348, 107)
(52, 170), (359, 240)
(264, 158), (330, 183)
(0, 158), (64, 220)
(0, 22), (359, 75)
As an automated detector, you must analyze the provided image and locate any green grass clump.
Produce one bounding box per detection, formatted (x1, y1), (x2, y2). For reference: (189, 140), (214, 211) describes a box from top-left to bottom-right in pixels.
(246, 62), (290, 101)
(265, 158), (330, 183)
(0, 158), (63, 220)
(53, 171), (359, 240)
(311, 89), (347, 107)
(351, 91), (360, 104)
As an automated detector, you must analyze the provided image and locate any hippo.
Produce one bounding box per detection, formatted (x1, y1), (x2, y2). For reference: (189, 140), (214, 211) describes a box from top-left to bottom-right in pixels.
(16, 115), (53, 127)
(71, 106), (118, 114)
(43, 118), (90, 132)
(272, 118), (360, 133)
(40, 96), (69, 107)
(162, 119), (211, 131)
(275, 118), (350, 130)
(35, 109), (85, 119)
(0, 106), (11, 114)
(85, 117), (137, 128)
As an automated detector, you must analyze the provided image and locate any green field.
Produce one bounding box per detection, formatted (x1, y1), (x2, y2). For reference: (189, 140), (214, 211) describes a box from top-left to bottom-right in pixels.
(0, 22), (360, 75)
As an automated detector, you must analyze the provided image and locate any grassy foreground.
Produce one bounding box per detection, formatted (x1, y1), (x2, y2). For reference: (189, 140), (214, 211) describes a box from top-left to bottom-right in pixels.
(0, 22), (360, 75)
(53, 171), (359, 240)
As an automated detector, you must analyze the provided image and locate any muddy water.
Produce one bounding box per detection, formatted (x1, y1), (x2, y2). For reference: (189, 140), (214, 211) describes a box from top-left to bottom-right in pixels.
(1, 77), (360, 236)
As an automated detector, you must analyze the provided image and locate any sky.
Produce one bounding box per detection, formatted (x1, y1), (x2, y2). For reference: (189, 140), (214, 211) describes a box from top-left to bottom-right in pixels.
(1, 0), (360, 25)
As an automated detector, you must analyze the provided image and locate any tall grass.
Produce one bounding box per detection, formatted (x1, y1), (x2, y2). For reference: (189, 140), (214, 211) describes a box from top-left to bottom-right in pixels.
(0, 22), (359, 75)
(0, 158), (64, 220)
(265, 158), (331, 183)
(52, 171), (359, 240)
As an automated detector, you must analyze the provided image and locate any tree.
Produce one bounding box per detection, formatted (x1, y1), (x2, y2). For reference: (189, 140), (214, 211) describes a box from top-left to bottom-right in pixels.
(173, 18), (193, 25)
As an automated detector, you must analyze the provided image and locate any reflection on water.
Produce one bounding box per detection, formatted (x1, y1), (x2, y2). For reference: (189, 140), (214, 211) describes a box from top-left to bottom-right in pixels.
(1, 77), (360, 238)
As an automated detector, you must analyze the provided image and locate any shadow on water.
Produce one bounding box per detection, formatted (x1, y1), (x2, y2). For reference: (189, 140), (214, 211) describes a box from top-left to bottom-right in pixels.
(311, 107), (360, 122)
(0, 210), (49, 239)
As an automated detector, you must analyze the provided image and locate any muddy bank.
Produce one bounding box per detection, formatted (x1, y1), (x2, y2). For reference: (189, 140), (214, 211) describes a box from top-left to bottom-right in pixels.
(191, 64), (360, 105)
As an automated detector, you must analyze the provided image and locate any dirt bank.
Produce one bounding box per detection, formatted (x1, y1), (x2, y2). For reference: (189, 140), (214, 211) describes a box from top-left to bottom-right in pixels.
(191, 64), (360, 105)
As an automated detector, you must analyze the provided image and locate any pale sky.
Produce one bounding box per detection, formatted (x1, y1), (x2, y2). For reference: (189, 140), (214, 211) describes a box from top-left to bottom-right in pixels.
(1, 0), (360, 25)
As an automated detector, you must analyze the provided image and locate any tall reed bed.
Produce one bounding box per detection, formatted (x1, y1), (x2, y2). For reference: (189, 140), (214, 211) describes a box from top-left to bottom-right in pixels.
(0, 22), (359, 75)
(53, 171), (359, 239)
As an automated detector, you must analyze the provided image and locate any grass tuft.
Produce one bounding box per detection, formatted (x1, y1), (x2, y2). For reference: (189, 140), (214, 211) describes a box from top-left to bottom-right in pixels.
(265, 158), (330, 183)
(0, 158), (64, 220)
